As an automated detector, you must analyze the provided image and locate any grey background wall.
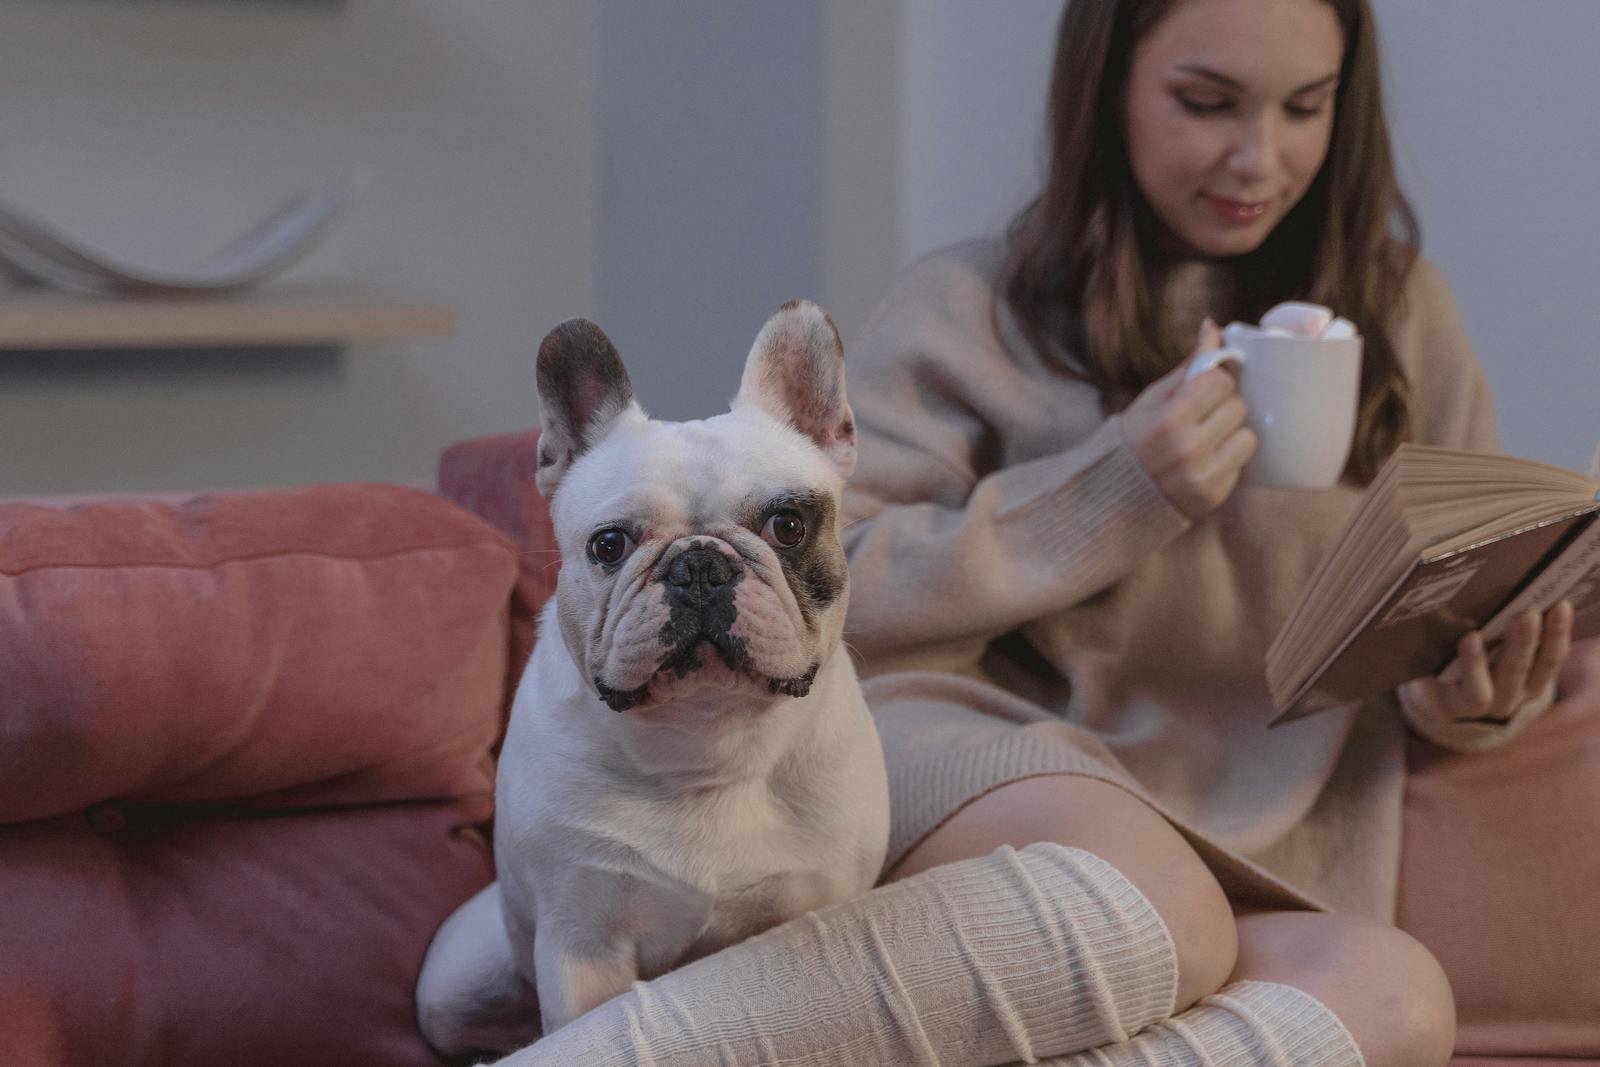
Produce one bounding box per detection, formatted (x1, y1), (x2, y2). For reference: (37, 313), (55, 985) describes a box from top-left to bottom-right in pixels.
(597, 0), (822, 423)
(0, 0), (599, 495)
(1378, 2), (1599, 473)
(0, 0), (1594, 496)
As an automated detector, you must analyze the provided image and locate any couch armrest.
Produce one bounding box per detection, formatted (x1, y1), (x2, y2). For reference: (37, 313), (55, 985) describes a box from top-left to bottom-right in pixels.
(437, 430), (559, 689)
(1398, 637), (1600, 1059)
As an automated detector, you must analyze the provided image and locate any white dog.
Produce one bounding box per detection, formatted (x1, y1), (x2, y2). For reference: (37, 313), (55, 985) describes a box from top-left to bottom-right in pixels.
(416, 301), (890, 1054)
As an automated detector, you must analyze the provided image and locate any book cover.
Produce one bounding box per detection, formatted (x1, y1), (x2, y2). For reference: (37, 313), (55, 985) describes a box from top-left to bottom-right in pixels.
(1273, 504), (1600, 723)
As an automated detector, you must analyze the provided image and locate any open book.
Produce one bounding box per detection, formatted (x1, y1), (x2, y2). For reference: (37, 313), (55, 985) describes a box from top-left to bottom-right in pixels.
(1267, 444), (1600, 725)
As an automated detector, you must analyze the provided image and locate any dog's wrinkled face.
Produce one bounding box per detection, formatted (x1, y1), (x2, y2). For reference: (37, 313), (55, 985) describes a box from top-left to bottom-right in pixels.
(553, 414), (847, 712)
(534, 301), (856, 716)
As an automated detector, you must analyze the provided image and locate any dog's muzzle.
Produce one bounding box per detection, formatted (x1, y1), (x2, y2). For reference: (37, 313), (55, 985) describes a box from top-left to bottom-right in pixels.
(590, 543), (818, 712)
(657, 544), (748, 674)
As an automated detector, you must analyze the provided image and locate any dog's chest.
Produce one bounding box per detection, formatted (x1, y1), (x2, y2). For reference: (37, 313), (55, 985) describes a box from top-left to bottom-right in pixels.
(630, 774), (844, 888)
(627, 783), (851, 979)
(615, 777), (858, 968)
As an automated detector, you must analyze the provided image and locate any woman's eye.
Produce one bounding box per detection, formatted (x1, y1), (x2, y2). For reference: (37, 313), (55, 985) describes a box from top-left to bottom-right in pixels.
(587, 528), (634, 567)
(1285, 100), (1329, 120)
(761, 511), (806, 549)
(1177, 95), (1231, 115)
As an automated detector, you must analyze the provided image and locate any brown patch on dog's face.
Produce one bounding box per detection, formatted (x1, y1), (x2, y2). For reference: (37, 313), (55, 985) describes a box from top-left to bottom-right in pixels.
(740, 488), (845, 634)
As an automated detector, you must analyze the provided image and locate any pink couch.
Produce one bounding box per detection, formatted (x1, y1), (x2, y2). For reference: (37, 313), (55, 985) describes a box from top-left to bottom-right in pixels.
(2, 430), (1596, 1066)
(0, 480), (525, 1066)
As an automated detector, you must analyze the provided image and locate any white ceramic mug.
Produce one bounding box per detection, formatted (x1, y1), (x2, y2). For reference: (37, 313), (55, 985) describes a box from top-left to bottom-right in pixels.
(1185, 323), (1362, 489)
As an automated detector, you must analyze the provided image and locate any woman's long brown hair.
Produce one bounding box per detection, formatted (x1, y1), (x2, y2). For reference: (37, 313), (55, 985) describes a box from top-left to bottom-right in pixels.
(1004, 0), (1417, 484)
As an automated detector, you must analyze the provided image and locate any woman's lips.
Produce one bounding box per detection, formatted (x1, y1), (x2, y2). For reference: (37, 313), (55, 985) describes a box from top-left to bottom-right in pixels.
(1204, 194), (1271, 226)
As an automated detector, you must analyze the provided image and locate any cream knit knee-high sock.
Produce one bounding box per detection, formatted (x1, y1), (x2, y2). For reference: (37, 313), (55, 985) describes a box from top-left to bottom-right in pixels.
(490, 843), (1179, 1067)
(1042, 980), (1364, 1067)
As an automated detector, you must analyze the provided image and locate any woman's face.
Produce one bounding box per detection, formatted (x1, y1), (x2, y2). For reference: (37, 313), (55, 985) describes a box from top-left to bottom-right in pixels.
(1122, 0), (1344, 257)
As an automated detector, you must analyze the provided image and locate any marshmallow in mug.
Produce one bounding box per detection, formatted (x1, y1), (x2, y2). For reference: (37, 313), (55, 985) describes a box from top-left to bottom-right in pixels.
(1223, 301), (1357, 347)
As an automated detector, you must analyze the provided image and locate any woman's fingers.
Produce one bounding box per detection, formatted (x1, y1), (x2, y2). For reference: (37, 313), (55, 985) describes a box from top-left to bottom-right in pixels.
(1169, 367), (1239, 431)
(1485, 610), (1542, 720)
(1195, 422), (1257, 492)
(1405, 633), (1488, 722)
(1126, 318), (1248, 520)
(1449, 630), (1496, 713)
(1403, 602), (1576, 733)
(1523, 599), (1574, 701)
(1192, 386), (1249, 452)
(1398, 675), (1450, 724)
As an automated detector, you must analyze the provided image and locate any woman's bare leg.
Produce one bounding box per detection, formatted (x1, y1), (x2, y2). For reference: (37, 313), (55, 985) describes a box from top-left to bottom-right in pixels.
(897, 774), (1455, 1067)
(1230, 911), (1455, 1067)
(891, 774), (1238, 1013)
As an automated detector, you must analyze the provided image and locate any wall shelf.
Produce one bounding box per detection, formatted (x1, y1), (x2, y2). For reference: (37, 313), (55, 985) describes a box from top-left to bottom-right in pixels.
(0, 283), (455, 349)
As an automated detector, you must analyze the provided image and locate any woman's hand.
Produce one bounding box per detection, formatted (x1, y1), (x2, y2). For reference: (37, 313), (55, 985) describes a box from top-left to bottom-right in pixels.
(1123, 320), (1257, 520)
(1399, 599), (1574, 726)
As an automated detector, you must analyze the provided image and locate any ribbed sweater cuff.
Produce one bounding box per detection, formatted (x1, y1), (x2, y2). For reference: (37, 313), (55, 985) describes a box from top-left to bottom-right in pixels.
(994, 416), (1189, 596)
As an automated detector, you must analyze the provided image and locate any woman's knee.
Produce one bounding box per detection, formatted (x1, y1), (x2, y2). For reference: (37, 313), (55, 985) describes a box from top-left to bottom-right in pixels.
(893, 774), (1238, 1011)
(1234, 912), (1455, 1067)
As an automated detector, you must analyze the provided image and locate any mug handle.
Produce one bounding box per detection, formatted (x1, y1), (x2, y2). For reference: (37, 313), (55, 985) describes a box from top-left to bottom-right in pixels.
(1184, 346), (1244, 382)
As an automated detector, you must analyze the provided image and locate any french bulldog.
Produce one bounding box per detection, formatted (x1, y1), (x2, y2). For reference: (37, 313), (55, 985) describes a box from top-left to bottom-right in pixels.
(416, 300), (890, 1054)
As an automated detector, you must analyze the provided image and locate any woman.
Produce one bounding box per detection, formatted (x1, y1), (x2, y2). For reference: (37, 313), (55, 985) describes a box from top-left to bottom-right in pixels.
(507, 2), (1571, 1064)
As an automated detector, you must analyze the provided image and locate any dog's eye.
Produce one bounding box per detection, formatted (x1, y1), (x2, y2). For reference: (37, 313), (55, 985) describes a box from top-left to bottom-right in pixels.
(587, 528), (634, 567)
(761, 511), (806, 549)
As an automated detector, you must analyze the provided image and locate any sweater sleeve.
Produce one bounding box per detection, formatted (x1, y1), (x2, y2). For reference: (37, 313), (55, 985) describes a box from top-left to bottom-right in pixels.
(1390, 258), (1556, 752)
(840, 245), (1191, 671)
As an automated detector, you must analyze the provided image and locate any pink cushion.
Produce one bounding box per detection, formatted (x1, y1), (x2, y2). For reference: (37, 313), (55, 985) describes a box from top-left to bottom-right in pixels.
(0, 484), (517, 822)
(0, 482), (519, 1065)
(1399, 638), (1600, 1060)
(0, 798), (493, 1067)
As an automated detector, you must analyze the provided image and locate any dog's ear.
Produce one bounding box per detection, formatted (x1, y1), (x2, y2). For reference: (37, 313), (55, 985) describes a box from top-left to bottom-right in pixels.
(734, 300), (856, 479)
(535, 318), (637, 498)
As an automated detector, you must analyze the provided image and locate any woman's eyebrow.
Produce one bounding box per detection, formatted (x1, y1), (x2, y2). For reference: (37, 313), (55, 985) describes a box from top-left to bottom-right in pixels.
(1290, 72), (1341, 94)
(1175, 64), (1341, 95)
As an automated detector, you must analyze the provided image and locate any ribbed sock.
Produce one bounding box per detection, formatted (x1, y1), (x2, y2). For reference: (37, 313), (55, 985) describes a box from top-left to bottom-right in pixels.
(1046, 979), (1364, 1067)
(490, 842), (1179, 1066)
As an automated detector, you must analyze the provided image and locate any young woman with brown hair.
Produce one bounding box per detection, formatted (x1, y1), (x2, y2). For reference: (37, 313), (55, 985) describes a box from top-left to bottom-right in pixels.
(507, 2), (1572, 1064)
(841, 0), (1574, 1062)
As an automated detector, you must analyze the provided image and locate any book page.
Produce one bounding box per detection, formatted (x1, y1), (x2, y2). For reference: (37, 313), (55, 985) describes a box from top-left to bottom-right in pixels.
(1272, 506), (1595, 721)
(1267, 444), (1600, 724)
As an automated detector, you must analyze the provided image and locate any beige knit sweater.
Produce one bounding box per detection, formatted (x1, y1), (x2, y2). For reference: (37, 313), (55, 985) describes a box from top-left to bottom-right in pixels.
(842, 237), (1510, 919)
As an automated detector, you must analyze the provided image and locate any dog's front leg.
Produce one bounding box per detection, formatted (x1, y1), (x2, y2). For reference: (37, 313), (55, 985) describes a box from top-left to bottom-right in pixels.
(528, 865), (710, 1034)
(532, 930), (639, 1034)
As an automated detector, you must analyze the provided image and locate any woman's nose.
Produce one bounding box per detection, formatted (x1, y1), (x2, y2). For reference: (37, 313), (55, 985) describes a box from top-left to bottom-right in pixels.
(1226, 112), (1278, 182)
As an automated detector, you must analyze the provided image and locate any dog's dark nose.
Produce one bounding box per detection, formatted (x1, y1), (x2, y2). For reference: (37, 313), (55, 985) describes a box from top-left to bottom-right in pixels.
(666, 546), (734, 601)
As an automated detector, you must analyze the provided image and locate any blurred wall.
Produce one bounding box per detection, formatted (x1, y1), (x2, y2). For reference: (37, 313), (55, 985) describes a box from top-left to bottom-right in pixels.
(0, 0), (598, 495)
(1377, 1), (1600, 472)
(1, 1), (1593, 495)
(596, 0), (822, 423)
